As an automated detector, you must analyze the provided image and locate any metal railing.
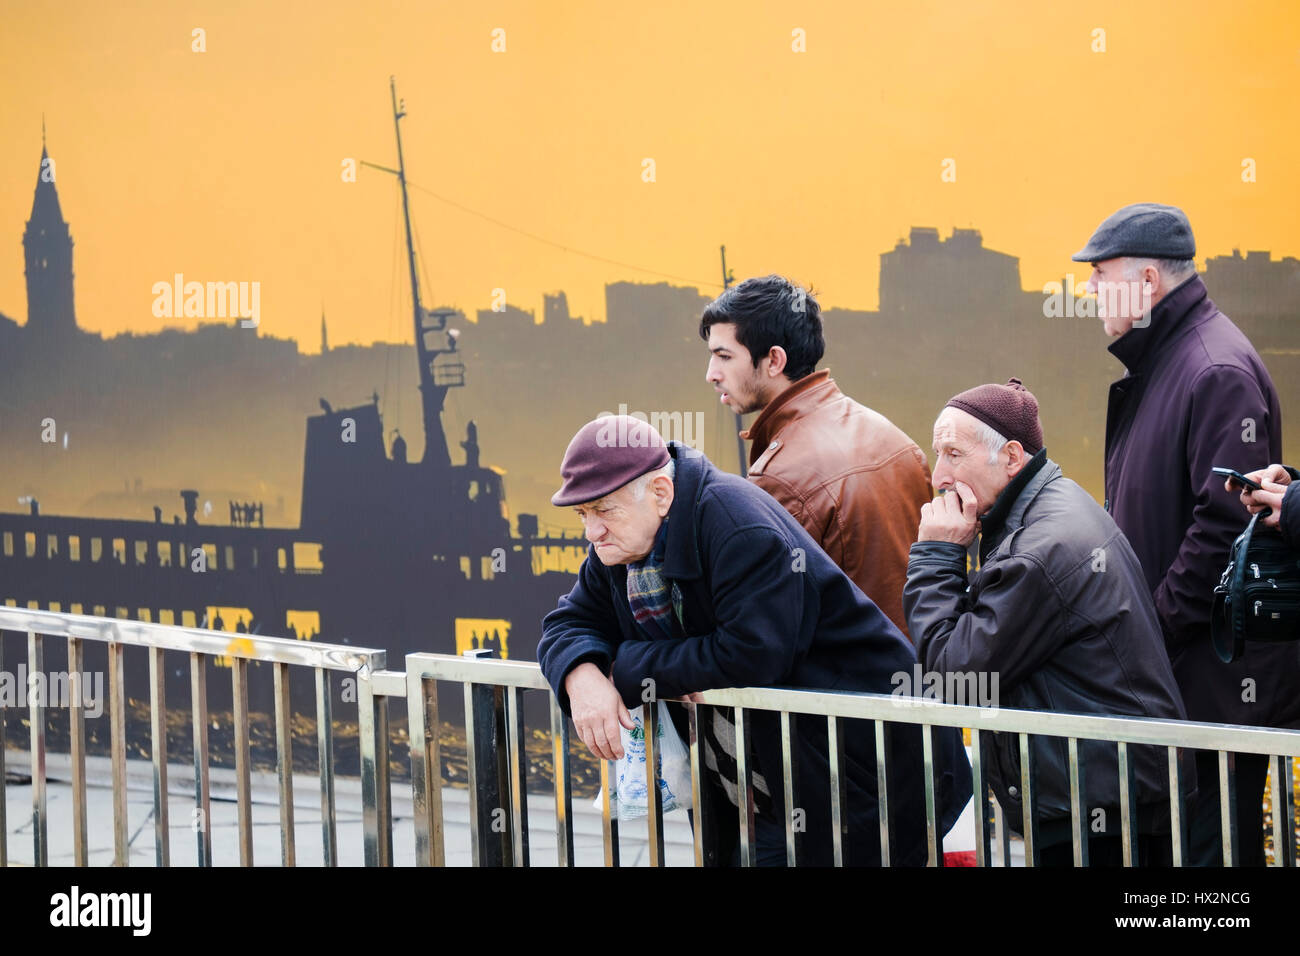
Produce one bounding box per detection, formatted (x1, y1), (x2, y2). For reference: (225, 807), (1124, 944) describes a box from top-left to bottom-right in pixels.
(0, 607), (386, 867)
(3, 607), (1299, 866)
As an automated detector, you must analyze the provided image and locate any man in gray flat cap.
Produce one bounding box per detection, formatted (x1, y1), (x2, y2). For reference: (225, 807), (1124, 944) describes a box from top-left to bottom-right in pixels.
(537, 414), (972, 866)
(1075, 202), (1300, 865)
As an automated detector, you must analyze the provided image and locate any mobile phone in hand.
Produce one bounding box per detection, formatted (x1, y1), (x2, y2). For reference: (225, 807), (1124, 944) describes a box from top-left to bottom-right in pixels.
(1212, 466), (1263, 492)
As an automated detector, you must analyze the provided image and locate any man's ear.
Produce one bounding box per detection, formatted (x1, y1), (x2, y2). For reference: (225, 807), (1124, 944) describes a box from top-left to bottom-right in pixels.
(653, 475), (675, 514)
(765, 346), (789, 378)
(1004, 440), (1027, 474)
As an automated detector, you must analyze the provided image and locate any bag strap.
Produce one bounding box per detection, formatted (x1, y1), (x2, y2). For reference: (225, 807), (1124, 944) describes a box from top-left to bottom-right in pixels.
(1215, 512), (1262, 663)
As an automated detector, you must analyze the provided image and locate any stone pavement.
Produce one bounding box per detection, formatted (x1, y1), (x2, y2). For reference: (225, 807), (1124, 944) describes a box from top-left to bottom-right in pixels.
(2, 746), (1014, 866)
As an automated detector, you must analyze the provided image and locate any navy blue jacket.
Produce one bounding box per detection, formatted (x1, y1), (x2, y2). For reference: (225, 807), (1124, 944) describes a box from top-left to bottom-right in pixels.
(1105, 274), (1300, 727)
(539, 442), (972, 866)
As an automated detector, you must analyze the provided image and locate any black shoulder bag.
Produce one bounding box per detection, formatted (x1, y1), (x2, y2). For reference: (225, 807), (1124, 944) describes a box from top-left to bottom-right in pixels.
(1211, 510), (1300, 663)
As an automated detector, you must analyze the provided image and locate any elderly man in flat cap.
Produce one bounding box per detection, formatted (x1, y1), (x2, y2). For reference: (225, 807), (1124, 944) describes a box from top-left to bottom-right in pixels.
(538, 414), (971, 866)
(1075, 203), (1300, 865)
(904, 380), (1191, 865)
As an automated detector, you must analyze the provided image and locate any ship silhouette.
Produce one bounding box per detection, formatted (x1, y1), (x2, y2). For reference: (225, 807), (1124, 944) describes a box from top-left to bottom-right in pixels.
(0, 83), (588, 723)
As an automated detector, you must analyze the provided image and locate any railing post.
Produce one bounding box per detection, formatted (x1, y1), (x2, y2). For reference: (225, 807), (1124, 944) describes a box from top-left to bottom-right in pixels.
(1219, 750), (1239, 867)
(28, 631), (48, 867)
(1272, 754), (1295, 868)
(357, 665), (391, 867)
(1019, 733), (1038, 867)
(148, 645), (170, 867)
(1068, 736), (1087, 867)
(1168, 746), (1187, 867)
(970, 728), (992, 867)
(549, 696), (574, 867)
(408, 666), (444, 867)
(68, 637), (88, 866)
(463, 648), (511, 866)
(108, 639), (127, 866)
(0, 634), (7, 868)
(316, 667), (338, 867)
(190, 652), (213, 867)
(644, 699), (665, 867)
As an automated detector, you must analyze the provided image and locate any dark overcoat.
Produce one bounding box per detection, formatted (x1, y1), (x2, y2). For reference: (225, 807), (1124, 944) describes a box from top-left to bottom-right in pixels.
(1105, 275), (1300, 728)
(539, 442), (972, 865)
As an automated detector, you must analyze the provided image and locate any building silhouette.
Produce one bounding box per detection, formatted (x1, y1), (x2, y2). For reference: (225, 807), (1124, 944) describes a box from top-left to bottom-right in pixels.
(23, 129), (78, 343)
(878, 227), (1020, 314)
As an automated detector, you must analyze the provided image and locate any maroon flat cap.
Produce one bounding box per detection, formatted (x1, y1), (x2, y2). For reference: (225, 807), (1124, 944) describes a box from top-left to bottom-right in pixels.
(551, 415), (671, 507)
(945, 378), (1043, 454)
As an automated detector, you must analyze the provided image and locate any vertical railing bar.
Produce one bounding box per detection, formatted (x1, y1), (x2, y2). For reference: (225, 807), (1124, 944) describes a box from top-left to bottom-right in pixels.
(1272, 755), (1295, 868)
(828, 715), (846, 868)
(600, 756), (619, 867)
(463, 681), (481, 867)
(68, 637), (88, 866)
(993, 794), (1011, 867)
(148, 645), (170, 867)
(688, 703), (705, 868)
(1219, 750), (1237, 867)
(1019, 732), (1038, 867)
(358, 670), (383, 867)
(315, 667), (337, 867)
(407, 671), (435, 867)
(780, 710), (798, 867)
(644, 699), (664, 867)
(0, 634), (7, 868)
(273, 661), (296, 867)
(28, 632), (48, 867)
(365, 678), (391, 867)
(376, 692), (392, 867)
(425, 677), (444, 868)
(505, 687), (529, 867)
(108, 638), (127, 867)
(874, 720), (891, 867)
(922, 723), (938, 866)
(1118, 741), (1137, 867)
(1168, 746), (1185, 868)
(232, 657), (253, 867)
(549, 695), (574, 868)
(735, 706), (755, 867)
(1068, 736), (1087, 867)
(971, 728), (991, 867)
(190, 652), (212, 867)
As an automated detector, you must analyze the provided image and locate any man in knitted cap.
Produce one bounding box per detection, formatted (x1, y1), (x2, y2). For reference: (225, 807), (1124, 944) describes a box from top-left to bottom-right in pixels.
(904, 380), (1191, 866)
(538, 414), (972, 866)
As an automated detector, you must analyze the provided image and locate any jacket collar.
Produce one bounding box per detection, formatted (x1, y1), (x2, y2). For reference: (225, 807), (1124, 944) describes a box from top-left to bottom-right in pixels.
(660, 441), (708, 580)
(741, 369), (839, 462)
(978, 448), (1056, 558)
(1107, 273), (1207, 374)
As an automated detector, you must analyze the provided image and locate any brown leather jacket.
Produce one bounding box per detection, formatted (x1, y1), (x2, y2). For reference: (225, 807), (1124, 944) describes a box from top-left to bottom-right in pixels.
(743, 370), (932, 640)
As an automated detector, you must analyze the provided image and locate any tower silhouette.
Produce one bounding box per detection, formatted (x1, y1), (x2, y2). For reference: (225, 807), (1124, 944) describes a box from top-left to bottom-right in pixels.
(23, 124), (77, 341)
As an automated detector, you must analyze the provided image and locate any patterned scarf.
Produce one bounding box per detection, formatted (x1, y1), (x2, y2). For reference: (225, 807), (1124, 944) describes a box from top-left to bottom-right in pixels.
(626, 522), (680, 641)
(624, 520), (772, 814)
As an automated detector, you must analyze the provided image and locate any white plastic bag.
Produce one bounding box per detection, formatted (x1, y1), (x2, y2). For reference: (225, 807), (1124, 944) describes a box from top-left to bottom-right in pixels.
(594, 700), (693, 820)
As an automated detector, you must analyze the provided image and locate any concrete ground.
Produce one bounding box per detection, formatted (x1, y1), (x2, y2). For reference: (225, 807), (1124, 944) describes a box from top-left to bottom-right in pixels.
(2, 747), (1017, 866)
(1, 747), (696, 867)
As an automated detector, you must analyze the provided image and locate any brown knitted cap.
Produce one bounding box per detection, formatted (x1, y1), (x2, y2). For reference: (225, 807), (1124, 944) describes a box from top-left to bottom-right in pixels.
(551, 415), (671, 507)
(944, 378), (1043, 454)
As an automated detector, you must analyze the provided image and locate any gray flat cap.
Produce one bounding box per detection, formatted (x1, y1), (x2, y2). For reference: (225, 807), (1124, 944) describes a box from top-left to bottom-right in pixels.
(1071, 202), (1196, 262)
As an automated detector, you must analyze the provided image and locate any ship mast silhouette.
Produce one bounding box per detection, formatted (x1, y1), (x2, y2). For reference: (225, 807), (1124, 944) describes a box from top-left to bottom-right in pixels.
(364, 77), (464, 468)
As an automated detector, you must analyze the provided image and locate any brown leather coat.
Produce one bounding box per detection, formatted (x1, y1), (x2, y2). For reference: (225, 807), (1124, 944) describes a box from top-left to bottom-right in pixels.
(743, 370), (933, 639)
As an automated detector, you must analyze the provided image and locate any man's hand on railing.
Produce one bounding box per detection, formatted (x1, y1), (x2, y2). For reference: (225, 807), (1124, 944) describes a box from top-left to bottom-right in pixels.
(565, 662), (635, 760)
